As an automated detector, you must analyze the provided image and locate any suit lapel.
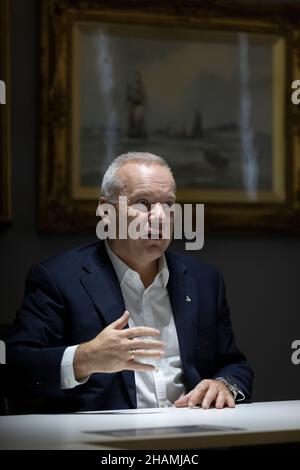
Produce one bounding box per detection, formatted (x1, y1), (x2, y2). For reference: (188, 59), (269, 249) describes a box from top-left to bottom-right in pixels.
(80, 241), (136, 408)
(80, 249), (125, 324)
(166, 252), (201, 390)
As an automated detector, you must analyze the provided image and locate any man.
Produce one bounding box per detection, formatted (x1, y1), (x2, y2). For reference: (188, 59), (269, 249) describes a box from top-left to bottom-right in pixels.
(7, 152), (252, 412)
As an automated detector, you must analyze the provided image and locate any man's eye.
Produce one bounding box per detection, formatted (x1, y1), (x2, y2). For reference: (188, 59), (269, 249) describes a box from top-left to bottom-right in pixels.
(164, 201), (175, 207)
(136, 199), (151, 207)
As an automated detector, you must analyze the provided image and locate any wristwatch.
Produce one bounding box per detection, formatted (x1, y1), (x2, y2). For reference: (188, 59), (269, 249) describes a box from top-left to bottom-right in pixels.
(215, 377), (240, 400)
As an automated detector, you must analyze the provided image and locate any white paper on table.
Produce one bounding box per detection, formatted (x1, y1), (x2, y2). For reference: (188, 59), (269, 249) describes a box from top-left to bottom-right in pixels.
(77, 407), (178, 414)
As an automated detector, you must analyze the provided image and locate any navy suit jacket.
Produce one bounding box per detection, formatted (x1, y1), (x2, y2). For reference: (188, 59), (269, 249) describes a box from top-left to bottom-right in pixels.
(6, 241), (253, 412)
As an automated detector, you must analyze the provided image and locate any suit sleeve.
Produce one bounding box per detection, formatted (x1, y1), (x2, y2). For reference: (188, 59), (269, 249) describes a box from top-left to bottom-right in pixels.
(6, 263), (67, 390)
(212, 269), (253, 399)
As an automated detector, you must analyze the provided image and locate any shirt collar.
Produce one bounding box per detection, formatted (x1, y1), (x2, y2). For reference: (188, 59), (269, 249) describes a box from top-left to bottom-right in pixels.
(105, 240), (169, 288)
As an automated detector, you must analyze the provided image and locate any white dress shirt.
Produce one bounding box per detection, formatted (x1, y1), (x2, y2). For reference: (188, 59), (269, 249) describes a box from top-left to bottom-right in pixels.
(61, 242), (185, 407)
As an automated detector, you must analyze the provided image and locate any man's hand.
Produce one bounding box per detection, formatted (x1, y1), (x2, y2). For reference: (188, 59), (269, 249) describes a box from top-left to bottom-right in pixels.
(174, 379), (235, 409)
(74, 310), (165, 380)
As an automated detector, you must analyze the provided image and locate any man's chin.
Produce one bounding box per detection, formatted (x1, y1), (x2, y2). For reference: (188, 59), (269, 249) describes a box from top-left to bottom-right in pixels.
(142, 238), (170, 255)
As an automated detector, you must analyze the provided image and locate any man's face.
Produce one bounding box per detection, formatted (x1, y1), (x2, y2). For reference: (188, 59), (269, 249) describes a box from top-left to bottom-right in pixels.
(114, 162), (176, 265)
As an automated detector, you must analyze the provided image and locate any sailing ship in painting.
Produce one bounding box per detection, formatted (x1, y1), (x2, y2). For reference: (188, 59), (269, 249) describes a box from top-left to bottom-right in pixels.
(126, 70), (147, 139)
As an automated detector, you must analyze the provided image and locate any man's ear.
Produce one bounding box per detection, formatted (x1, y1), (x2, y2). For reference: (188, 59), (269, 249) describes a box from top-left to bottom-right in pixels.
(96, 196), (109, 219)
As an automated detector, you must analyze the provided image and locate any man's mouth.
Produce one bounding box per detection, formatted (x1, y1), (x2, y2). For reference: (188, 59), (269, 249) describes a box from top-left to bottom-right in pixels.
(146, 231), (163, 239)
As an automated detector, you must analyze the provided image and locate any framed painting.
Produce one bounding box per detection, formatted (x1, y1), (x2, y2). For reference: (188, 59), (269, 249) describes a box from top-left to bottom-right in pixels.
(0, 0), (11, 227)
(39, 0), (300, 231)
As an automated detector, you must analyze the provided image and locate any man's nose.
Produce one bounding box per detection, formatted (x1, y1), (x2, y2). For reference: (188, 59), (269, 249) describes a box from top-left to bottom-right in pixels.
(149, 203), (166, 224)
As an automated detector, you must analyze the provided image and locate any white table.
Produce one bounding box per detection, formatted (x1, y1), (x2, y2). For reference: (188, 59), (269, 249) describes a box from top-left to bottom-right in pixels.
(0, 400), (300, 450)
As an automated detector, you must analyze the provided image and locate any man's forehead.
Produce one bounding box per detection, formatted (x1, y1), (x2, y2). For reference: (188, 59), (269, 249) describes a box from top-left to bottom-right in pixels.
(118, 162), (175, 189)
(118, 161), (168, 175)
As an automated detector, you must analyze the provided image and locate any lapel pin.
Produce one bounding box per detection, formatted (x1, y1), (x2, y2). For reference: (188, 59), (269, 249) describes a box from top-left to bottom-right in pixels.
(185, 295), (191, 302)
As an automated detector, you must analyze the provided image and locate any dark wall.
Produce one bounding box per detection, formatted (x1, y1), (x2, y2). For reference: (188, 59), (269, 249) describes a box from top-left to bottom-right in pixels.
(1, 0), (300, 403)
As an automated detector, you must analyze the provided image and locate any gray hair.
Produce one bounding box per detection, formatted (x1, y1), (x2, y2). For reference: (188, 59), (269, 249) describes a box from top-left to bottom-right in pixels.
(101, 152), (173, 203)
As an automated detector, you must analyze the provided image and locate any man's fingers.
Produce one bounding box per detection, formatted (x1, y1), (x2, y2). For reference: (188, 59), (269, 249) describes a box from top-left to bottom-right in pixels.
(187, 381), (210, 407)
(174, 391), (192, 407)
(215, 392), (226, 409)
(132, 349), (164, 359)
(201, 386), (219, 409)
(126, 326), (160, 339)
(175, 380), (237, 409)
(225, 394), (235, 408)
(187, 389), (206, 408)
(128, 339), (165, 350)
(111, 310), (130, 330)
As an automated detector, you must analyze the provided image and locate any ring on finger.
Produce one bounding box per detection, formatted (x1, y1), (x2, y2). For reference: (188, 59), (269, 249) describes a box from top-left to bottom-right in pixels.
(130, 349), (136, 361)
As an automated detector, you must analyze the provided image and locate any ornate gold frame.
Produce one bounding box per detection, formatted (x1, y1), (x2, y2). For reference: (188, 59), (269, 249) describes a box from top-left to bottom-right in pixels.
(39, 0), (300, 232)
(0, 0), (11, 227)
